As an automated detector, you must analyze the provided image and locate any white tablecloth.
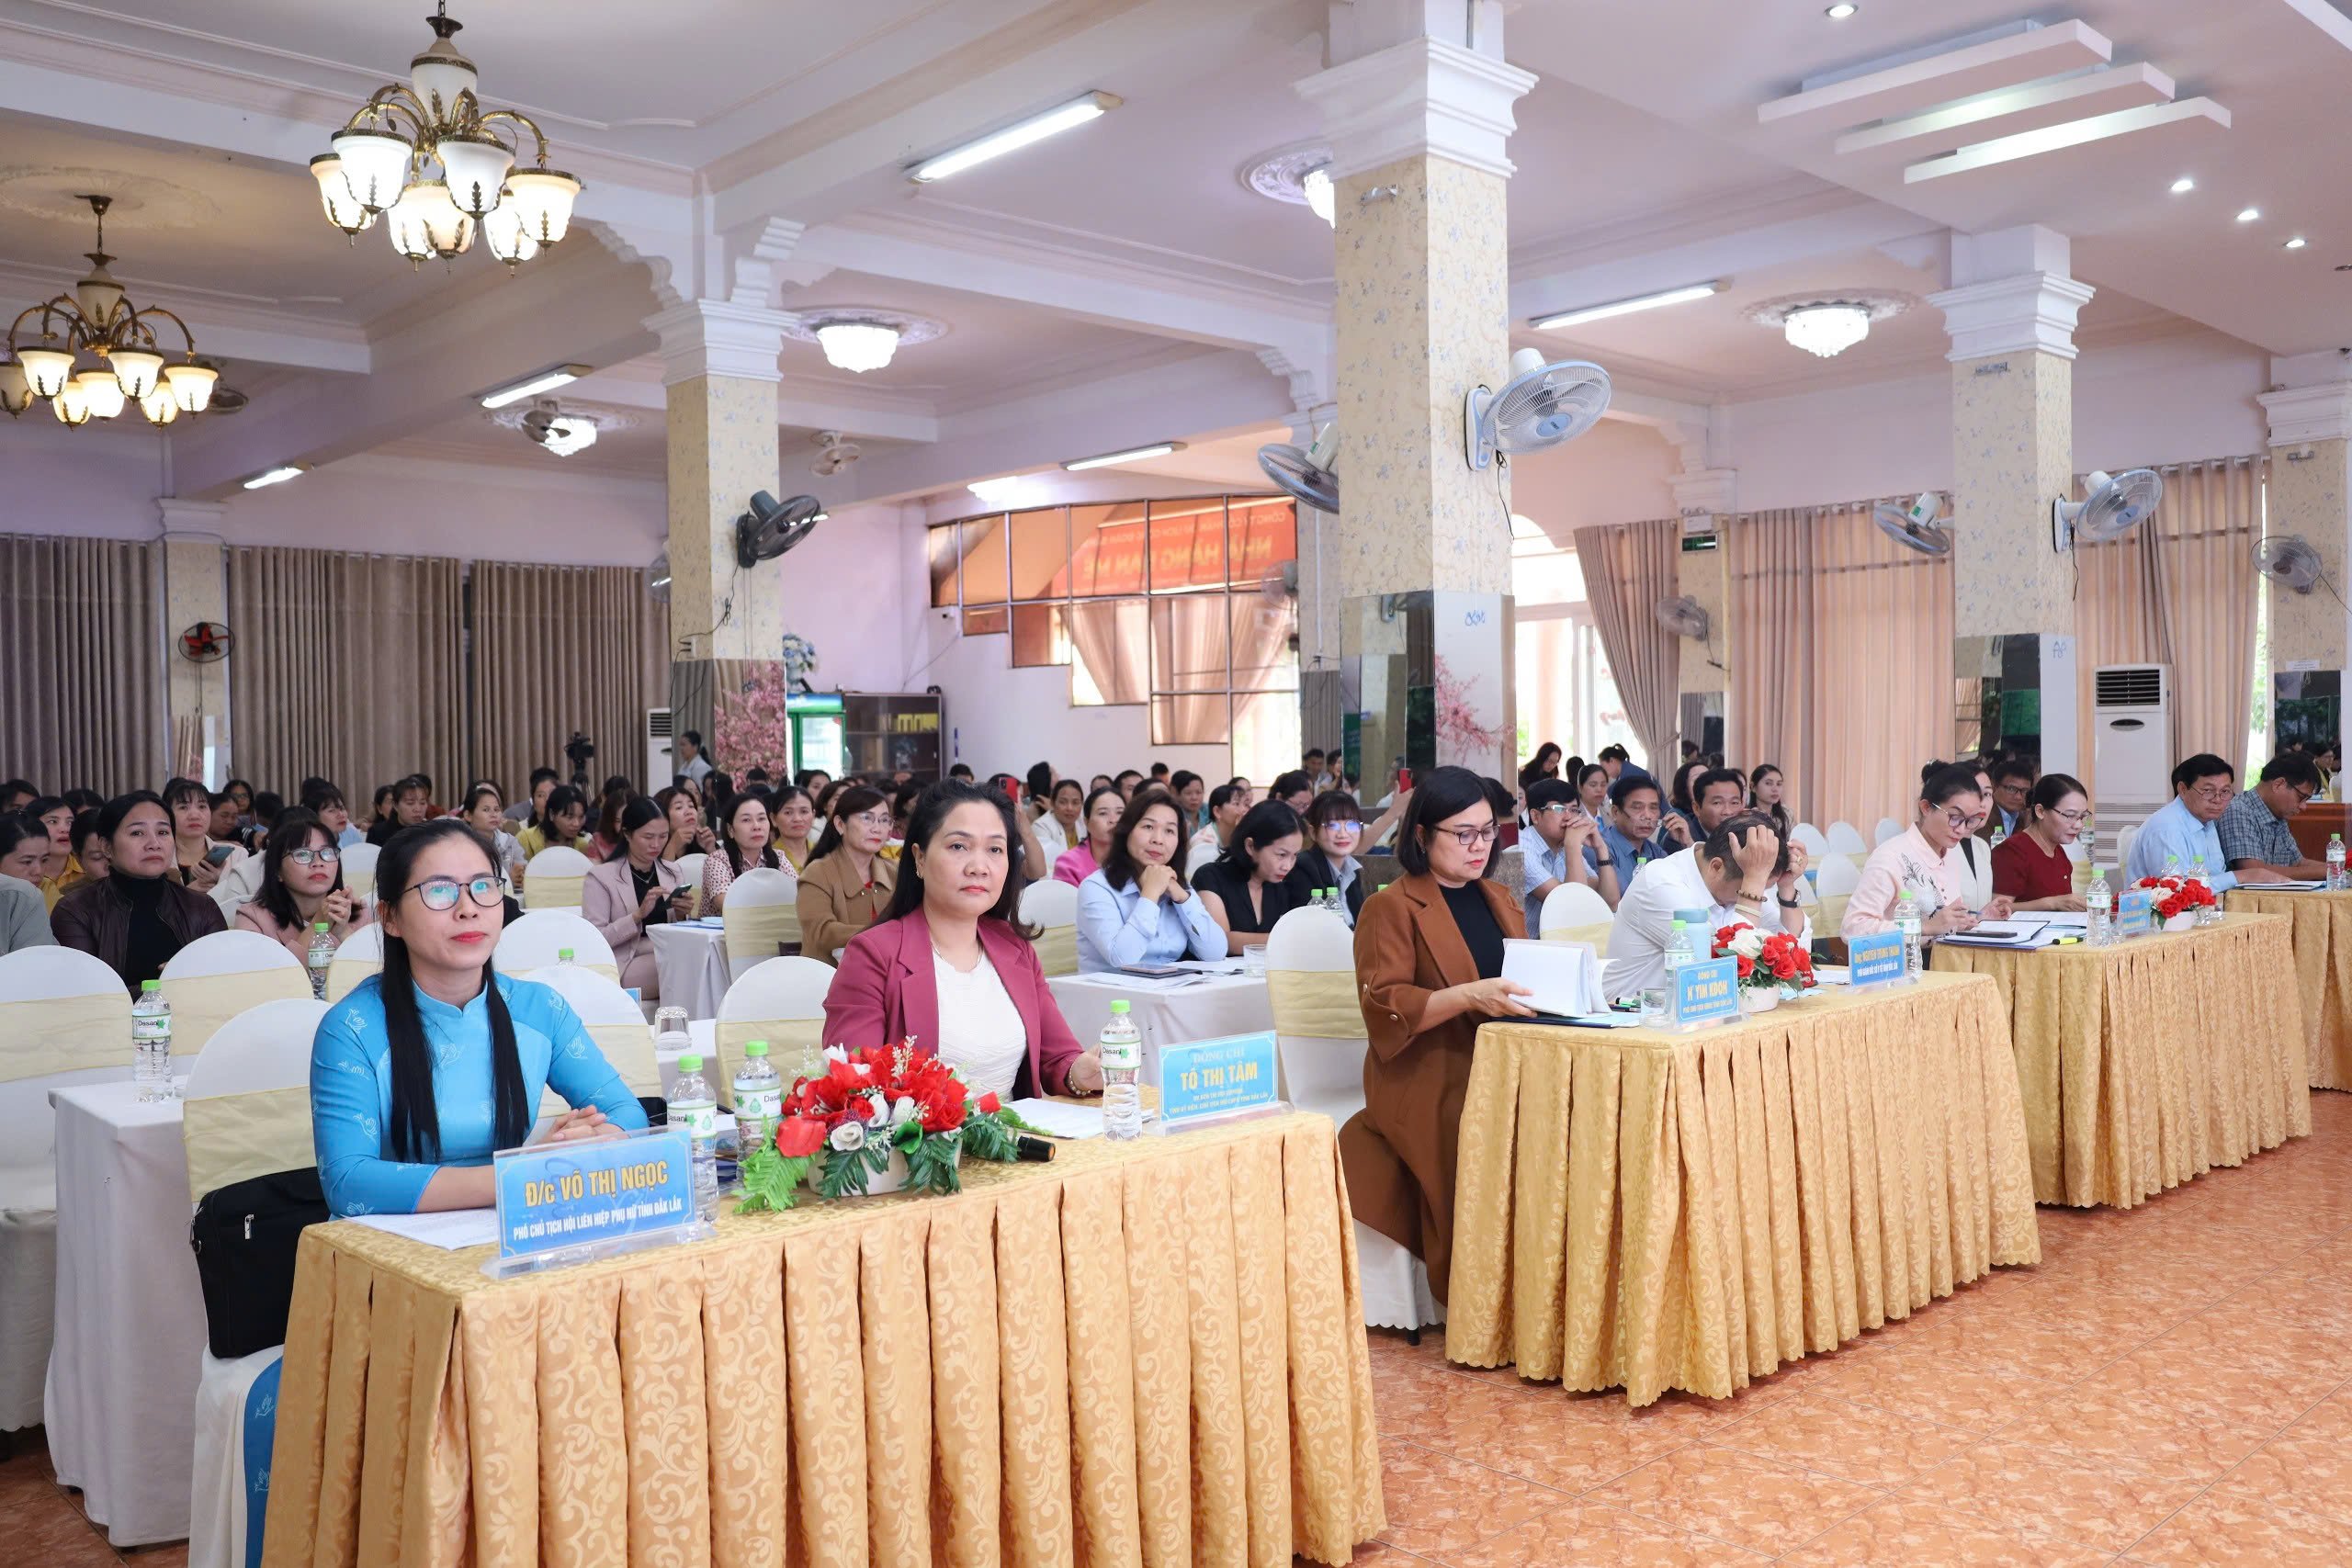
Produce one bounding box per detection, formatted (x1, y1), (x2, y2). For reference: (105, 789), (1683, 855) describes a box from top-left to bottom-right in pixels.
(1046, 969), (1274, 1085)
(45, 1081), (203, 1548)
(648, 921), (730, 1020)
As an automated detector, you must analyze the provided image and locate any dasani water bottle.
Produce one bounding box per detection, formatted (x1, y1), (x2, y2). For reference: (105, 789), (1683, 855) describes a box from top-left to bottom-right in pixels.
(668, 1053), (720, 1223)
(1895, 891), (1923, 981)
(731, 1040), (782, 1159)
(306, 921), (334, 1000)
(131, 979), (174, 1102)
(1100, 1000), (1143, 1141)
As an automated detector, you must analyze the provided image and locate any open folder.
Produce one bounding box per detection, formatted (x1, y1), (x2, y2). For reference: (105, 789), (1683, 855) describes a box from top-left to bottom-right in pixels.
(1934, 919), (2057, 949)
(1500, 938), (1606, 1017)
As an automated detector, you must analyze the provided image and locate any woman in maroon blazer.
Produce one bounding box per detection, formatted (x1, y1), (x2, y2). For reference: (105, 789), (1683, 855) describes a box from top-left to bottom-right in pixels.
(825, 780), (1102, 1102)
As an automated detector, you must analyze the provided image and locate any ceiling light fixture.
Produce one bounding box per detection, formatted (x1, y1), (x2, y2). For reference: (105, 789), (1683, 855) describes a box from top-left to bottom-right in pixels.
(1063, 441), (1184, 471)
(520, 399), (598, 457)
(813, 320), (900, 374)
(480, 364), (588, 409)
(314, 2), (582, 272)
(1302, 165), (1336, 226)
(1747, 291), (1912, 358)
(782, 309), (946, 376)
(1, 194), (220, 425)
(2237, 207), (2261, 223)
(1531, 281), (1723, 332)
(2286, 236), (2309, 251)
(1826, 2), (1859, 17)
(2170, 175), (2195, 193)
(909, 91), (1121, 182)
(968, 477), (1026, 502)
(243, 465), (307, 491)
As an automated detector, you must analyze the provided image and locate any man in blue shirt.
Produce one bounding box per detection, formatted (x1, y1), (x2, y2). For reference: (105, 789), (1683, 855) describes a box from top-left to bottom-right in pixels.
(1520, 776), (1618, 924)
(1585, 773), (1677, 907)
(2126, 752), (2240, 893)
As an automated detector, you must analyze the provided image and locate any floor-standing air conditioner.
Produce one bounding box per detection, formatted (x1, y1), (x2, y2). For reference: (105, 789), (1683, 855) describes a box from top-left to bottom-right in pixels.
(2091, 664), (2171, 854)
(645, 705), (673, 792)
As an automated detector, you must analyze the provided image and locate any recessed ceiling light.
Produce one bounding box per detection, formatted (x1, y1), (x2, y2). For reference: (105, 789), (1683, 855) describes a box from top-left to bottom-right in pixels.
(2169, 176), (2195, 194)
(1531, 281), (1723, 332)
(2286, 236), (2309, 251)
(1825, 2), (1859, 17)
(908, 92), (1121, 182)
(2237, 207), (2261, 223)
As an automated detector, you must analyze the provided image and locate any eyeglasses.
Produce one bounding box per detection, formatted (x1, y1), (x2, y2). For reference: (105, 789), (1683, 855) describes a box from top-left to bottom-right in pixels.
(2049, 807), (2090, 824)
(1938, 807), (1989, 832)
(2289, 786), (2317, 806)
(287, 846), (341, 866)
(2188, 784), (2233, 804)
(1436, 821), (1500, 849)
(850, 810), (893, 829)
(1532, 803), (1570, 817)
(1322, 819), (1363, 833)
(402, 874), (503, 911)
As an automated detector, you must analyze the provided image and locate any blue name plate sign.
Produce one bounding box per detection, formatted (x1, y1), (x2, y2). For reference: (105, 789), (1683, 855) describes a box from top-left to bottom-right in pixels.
(1849, 931), (1908, 988)
(2118, 887), (2155, 938)
(1670, 955), (1741, 1028)
(1158, 1030), (1281, 1129)
(491, 1125), (699, 1273)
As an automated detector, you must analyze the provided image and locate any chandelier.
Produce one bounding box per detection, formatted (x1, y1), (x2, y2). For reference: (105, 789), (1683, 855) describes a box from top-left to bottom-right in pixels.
(1746, 291), (1912, 360)
(310, 3), (582, 270)
(813, 320), (900, 374)
(0, 195), (219, 426)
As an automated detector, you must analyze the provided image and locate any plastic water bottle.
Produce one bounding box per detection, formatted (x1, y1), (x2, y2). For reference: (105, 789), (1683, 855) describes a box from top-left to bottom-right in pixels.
(669, 1053), (720, 1224)
(731, 1041), (781, 1159)
(130, 979), (174, 1102)
(1895, 891), (1923, 981)
(1100, 1000), (1143, 1141)
(305, 921), (334, 999)
(2190, 855), (2221, 925)
(2086, 868), (2115, 947)
(2330, 833), (2346, 892)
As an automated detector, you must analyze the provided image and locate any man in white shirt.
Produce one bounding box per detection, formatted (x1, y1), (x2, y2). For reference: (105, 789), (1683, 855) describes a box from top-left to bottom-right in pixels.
(1604, 813), (1809, 1001)
(675, 729), (714, 785)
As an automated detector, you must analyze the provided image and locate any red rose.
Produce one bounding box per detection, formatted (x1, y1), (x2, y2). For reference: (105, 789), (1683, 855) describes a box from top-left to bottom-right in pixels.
(978, 1092), (1001, 1114)
(775, 1118), (825, 1157)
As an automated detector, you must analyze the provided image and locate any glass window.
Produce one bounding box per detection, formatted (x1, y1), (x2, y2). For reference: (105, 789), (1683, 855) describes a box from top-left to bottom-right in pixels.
(962, 605), (1008, 637)
(1151, 694), (1228, 746)
(1228, 596), (1295, 692)
(1007, 507), (1068, 603)
(928, 525), (962, 609)
(1069, 503), (1147, 596)
(1010, 603), (1069, 667)
(1150, 594), (1229, 694)
(1148, 498), (1226, 592)
(1069, 597), (1147, 705)
(1232, 691), (1303, 784)
(959, 516), (1010, 606)
(1227, 499), (1297, 588)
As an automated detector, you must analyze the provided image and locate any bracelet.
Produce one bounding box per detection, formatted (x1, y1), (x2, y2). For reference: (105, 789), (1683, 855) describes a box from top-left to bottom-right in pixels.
(1736, 887), (1770, 904)
(1777, 896), (1802, 908)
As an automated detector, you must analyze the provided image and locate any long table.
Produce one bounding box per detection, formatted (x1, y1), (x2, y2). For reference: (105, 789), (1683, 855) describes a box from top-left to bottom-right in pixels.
(263, 1111), (1383, 1568)
(1930, 912), (2311, 1207)
(2226, 886), (2352, 1089)
(1445, 972), (2040, 1407)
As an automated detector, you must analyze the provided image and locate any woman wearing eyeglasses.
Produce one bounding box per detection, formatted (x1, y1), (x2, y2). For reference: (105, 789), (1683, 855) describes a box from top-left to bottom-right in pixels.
(233, 811), (369, 961)
(1840, 761), (2015, 939)
(1344, 766), (1532, 1306)
(1295, 790), (1369, 925)
(310, 819), (648, 1216)
(797, 784), (897, 961)
(1992, 773), (2091, 912)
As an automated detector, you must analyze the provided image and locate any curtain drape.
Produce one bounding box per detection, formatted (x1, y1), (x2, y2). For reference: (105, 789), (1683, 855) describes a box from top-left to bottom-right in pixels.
(1723, 501), (1953, 830)
(226, 547), (464, 801)
(0, 535), (164, 795)
(1573, 520), (1681, 774)
(468, 562), (666, 800)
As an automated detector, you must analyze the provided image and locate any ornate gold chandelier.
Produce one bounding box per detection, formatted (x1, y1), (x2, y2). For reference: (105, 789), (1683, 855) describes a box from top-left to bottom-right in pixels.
(310, 3), (583, 270)
(0, 194), (218, 427)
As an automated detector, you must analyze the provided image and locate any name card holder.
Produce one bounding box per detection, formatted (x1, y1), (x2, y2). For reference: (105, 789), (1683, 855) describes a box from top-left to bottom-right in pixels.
(1154, 1030), (1284, 1132)
(2117, 887), (2155, 940)
(486, 1124), (707, 1279)
(1668, 955), (1741, 1030)
(1848, 930), (1909, 989)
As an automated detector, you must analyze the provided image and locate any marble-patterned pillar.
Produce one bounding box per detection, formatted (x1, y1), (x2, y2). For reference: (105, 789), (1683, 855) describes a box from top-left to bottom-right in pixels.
(2257, 355), (2352, 674)
(158, 498), (229, 784)
(1297, 17), (1535, 781)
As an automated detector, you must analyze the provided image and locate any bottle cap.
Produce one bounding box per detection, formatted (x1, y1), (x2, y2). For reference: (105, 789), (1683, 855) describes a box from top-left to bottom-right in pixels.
(141, 978), (160, 992)
(677, 1053), (703, 1070)
(313, 921), (330, 931)
(1109, 998), (1131, 1014)
(558, 947), (575, 959)
(743, 1040), (769, 1056)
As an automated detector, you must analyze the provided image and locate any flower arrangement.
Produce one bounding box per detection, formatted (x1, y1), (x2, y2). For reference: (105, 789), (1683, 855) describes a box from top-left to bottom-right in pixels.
(2135, 874), (2218, 923)
(1713, 921), (1816, 992)
(734, 1042), (1035, 1211)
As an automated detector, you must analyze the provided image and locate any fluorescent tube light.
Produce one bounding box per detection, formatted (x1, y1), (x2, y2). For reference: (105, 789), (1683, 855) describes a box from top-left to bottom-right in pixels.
(968, 477), (1025, 502)
(910, 93), (1121, 182)
(243, 465), (306, 490)
(1530, 281), (1722, 332)
(1063, 441), (1182, 471)
(2170, 175), (2195, 193)
(480, 364), (589, 409)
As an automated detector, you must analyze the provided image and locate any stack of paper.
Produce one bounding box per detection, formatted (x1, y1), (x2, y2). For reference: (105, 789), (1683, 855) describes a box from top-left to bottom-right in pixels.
(1936, 919), (2058, 950)
(1499, 938), (1605, 1017)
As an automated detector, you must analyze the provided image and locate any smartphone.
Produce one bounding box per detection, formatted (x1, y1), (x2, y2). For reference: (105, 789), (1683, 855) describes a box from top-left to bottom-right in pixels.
(205, 843), (235, 866)
(1396, 766), (1413, 792)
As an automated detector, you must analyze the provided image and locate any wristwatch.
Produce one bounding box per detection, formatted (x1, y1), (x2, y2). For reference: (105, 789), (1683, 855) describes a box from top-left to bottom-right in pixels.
(1592, 855), (1616, 869)
(1777, 895), (1802, 908)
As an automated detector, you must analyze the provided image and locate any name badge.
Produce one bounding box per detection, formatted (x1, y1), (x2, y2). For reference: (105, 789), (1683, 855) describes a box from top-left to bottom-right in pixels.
(1157, 1031), (1282, 1129)
(490, 1125), (700, 1276)
(1849, 931), (1907, 987)
(1671, 955), (1740, 1027)
(2118, 887), (2155, 938)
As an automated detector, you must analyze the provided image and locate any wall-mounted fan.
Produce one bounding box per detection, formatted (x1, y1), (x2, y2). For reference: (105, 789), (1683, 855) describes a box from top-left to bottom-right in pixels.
(811, 430), (860, 477)
(2255, 535), (2325, 595)
(1257, 423), (1340, 512)
(1654, 594), (1709, 640)
(178, 621), (233, 663)
(2052, 468), (2163, 551)
(647, 548), (671, 603)
(1873, 491), (1950, 558)
(1259, 558), (1299, 606)
(734, 491), (824, 568)
(1466, 347), (1611, 470)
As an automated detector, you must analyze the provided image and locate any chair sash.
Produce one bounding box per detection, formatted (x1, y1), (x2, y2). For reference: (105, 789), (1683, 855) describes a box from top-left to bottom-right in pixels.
(0, 993), (132, 1083)
(523, 875), (584, 911)
(161, 971), (312, 1058)
(587, 1021), (662, 1098)
(1032, 923), (1079, 978)
(322, 958), (379, 1004)
(342, 868), (376, 899)
(724, 901), (801, 965)
(713, 1017), (828, 1089)
(1541, 920), (1615, 952)
(182, 1085), (313, 1203)
(581, 962), (623, 986)
(1815, 894), (1851, 936)
(1266, 967), (1363, 1042)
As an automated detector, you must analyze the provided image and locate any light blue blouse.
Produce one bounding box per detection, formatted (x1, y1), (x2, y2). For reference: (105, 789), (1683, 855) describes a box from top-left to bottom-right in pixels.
(310, 973), (648, 1216)
(1074, 868), (1227, 972)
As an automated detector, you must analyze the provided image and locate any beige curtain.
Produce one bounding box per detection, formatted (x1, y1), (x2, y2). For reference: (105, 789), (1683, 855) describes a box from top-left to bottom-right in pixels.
(226, 547), (463, 800)
(469, 562), (666, 798)
(1574, 520), (1681, 773)
(1723, 501), (1952, 829)
(0, 535), (165, 795)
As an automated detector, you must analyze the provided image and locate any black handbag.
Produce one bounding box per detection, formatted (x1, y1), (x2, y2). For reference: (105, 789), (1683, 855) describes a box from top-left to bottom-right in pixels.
(188, 1167), (329, 1359)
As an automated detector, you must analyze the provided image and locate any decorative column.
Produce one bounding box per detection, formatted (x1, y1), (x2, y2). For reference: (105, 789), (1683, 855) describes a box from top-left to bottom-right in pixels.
(157, 498), (229, 784)
(647, 299), (790, 761)
(1296, 6), (1535, 782)
(1928, 225), (2093, 773)
(2257, 353), (2352, 678)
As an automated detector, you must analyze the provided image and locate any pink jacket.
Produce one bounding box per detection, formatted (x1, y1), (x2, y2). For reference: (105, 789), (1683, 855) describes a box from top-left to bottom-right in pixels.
(824, 907), (1085, 1099)
(1051, 842), (1100, 887)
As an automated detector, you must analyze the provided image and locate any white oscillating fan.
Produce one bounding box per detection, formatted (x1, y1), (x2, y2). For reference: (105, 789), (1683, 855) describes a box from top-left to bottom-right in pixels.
(2255, 535), (2325, 595)
(1257, 423), (1340, 512)
(1654, 594), (1709, 640)
(1873, 491), (1950, 558)
(2052, 468), (2163, 551)
(1465, 347), (1611, 470)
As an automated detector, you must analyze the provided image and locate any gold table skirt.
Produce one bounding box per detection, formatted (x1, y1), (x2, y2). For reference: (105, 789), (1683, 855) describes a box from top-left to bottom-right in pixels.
(1445, 972), (2039, 1408)
(262, 1114), (1384, 1568)
(2225, 887), (2352, 1089)
(1930, 911), (2311, 1208)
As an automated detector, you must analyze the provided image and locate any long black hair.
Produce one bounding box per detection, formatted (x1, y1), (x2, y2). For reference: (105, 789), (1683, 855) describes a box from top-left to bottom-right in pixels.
(809, 784), (888, 862)
(718, 790), (781, 876)
(377, 819), (527, 1162)
(254, 809), (345, 931)
(1099, 790), (1192, 894)
(882, 780), (1036, 933)
(536, 784), (587, 842)
(1210, 799), (1304, 880)
(602, 795), (664, 863)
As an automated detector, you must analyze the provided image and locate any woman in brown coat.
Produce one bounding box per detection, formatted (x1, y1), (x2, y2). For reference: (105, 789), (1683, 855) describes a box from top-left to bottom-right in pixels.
(1344, 766), (1534, 1303)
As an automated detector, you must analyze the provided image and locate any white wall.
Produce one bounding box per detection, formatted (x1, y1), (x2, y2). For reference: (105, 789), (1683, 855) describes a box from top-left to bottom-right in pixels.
(1509, 418), (1680, 541)
(223, 453), (664, 563)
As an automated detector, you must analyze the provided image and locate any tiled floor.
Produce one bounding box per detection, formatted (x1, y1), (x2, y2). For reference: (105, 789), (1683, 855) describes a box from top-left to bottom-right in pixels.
(0, 1430), (185, 1568)
(1359, 1092), (2352, 1567)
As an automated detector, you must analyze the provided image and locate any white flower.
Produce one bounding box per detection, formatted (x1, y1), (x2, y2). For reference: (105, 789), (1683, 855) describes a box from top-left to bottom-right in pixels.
(1728, 926), (1768, 960)
(890, 1095), (920, 1128)
(828, 1120), (866, 1153)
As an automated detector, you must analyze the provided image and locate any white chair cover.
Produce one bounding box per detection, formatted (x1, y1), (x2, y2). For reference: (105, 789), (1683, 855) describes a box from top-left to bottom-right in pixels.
(1825, 820), (1867, 856)
(181, 997), (326, 1203)
(671, 853), (707, 913)
(1791, 822), (1828, 856)
(1815, 854), (1862, 897)
(160, 931), (313, 1060)
(189, 1346), (282, 1568)
(1018, 879), (1080, 977)
(721, 867), (801, 981)
(521, 964), (663, 1099)
(521, 846), (593, 910)
(337, 843), (380, 899)
(714, 954), (836, 1089)
(1872, 817), (1905, 847)
(1537, 882), (1614, 936)
(493, 911), (619, 983)
(322, 923), (384, 1003)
